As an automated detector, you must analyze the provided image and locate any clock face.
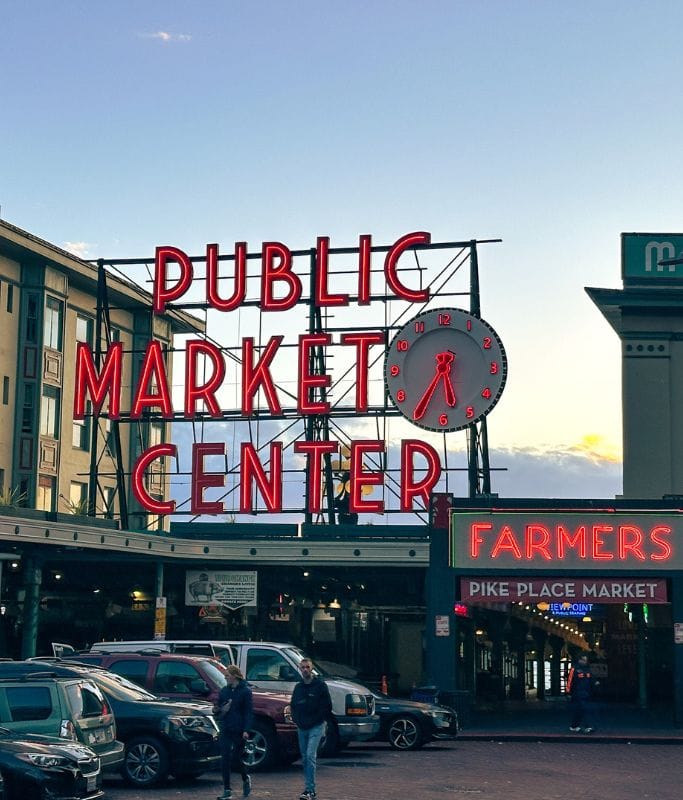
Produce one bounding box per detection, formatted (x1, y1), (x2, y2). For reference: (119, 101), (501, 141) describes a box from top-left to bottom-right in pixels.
(384, 307), (507, 432)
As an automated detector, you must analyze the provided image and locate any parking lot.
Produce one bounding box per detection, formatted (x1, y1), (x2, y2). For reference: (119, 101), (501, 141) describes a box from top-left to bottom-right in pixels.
(101, 739), (681, 800)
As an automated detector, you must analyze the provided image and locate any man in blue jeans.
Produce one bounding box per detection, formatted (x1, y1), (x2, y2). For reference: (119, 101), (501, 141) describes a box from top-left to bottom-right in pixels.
(290, 658), (332, 800)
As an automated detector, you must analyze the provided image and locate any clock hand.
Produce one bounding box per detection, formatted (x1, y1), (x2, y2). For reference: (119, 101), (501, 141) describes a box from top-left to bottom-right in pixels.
(413, 351), (456, 420)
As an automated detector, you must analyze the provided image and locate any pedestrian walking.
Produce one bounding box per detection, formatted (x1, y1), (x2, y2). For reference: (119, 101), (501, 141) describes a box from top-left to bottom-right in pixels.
(567, 654), (597, 733)
(291, 657), (332, 800)
(213, 664), (253, 799)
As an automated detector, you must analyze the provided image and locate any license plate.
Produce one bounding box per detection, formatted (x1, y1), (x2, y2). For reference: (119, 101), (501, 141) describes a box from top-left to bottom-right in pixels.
(86, 775), (97, 792)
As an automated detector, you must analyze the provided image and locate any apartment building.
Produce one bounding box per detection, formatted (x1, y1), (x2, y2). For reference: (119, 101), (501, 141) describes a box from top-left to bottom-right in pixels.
(0, 219), (201, 531)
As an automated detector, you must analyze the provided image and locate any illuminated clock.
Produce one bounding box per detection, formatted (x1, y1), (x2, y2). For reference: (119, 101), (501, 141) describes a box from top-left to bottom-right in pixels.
(384, 307), (507, 432)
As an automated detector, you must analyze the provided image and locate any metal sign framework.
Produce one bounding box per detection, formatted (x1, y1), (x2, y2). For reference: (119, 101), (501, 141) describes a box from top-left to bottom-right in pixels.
(87, 236), (502, 529)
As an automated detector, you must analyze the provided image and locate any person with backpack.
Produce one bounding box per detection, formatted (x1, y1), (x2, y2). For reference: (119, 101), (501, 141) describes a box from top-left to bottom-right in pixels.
(567, 654), (598, 733)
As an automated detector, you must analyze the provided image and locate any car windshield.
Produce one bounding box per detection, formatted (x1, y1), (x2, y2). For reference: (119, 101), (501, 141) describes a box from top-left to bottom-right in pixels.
(88, 670), (158, 701)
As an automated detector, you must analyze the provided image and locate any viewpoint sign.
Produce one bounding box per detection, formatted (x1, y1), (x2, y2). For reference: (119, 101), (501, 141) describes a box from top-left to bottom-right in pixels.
(451, 511), (683, 571)
(622, 232), (683, 281)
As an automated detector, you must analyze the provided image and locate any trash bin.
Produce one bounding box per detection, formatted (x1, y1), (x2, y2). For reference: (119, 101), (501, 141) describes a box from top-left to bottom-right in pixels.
(438, 689), (473, 729)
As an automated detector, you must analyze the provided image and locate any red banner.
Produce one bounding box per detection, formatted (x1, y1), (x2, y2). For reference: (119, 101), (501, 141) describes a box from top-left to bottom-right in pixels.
(460, 577), (668, 603)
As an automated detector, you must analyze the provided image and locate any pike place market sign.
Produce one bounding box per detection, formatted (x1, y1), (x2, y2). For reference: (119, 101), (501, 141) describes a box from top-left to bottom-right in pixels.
(451, 512), (683, 571)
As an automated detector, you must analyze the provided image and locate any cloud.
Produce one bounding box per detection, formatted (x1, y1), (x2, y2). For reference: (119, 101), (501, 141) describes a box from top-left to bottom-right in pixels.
(63, 241), (93, 259)
(139, 31), (191, 43)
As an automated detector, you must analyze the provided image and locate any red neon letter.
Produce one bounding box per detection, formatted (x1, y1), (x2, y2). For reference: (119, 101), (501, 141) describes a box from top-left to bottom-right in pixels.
(184, 340), (225, 417)
(131, 341), (173, 419)
(341, 332), (385, 412)
(592, 525), (615, 560)
(260, 242), (301, 311)
(132, 444), (176, 513)
(154, 246), (194, 314)
(384, 231), (431, 302)
(240, 442), (283, 512)
(358, 234), (372, 305)
(525, 524), (552, 560)
(349, 440), (384, 513)
(470, 522), (492, 558)
(207, 242), (247, 312)
(191, 442), (226, 515)
(73, 342), (122, 419)
(557, 525), (587, 558)
(298, 334), (331, 414)
(294, 440), (339, 513)
(315, 237), (349, 307)
(650, 525), (673, 561)
(618, 525), (645, 560)
(400, 439), (441, 511)
(241, 336), (283, 415)
(491, 526), (523, 559)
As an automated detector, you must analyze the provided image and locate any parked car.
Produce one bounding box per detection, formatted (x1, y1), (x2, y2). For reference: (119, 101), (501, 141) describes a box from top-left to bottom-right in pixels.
(0, 671), (124, 771)
(68, 651), (299, 771)
(203, 640), (379, 755)
(67, 640), (235, 667)
(80, 639), (380, 756)
(0, 725), (103, 800)
(370, 692), (458, 750)
(2, 661), (220, 789)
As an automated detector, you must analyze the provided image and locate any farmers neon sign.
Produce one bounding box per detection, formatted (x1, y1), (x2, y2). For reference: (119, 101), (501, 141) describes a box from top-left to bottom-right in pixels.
(73, 231), (450, 516)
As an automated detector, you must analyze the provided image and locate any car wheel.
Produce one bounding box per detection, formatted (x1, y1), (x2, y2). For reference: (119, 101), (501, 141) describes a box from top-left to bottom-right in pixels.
(240, 719), (278, 772)
(122, 736), (170, 787)
(388, 715), (424, 751)
(318, 720), (341, 756)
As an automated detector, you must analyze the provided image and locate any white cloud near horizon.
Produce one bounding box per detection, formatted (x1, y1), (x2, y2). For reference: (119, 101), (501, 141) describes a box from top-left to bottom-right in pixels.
(63, 241), (93, 259)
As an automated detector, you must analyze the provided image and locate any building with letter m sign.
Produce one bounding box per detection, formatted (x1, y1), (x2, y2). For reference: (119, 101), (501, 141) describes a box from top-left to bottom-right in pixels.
(622, 232), (683, 282)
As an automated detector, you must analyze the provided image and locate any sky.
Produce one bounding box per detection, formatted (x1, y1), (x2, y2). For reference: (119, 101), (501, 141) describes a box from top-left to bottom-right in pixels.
(5, 0), (683, 514)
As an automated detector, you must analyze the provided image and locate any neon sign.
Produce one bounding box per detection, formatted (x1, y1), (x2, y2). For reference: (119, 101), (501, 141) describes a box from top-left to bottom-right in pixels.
(73, 231), (465, 516)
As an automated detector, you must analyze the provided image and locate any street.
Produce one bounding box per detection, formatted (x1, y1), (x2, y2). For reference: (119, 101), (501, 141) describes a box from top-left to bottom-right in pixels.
(101, 740), (681, 800)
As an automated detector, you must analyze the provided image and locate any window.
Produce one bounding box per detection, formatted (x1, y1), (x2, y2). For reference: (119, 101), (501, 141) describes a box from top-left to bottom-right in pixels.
(245, 648), (293, 682)
(0, 469), (4, 493)
(149, 421), (164, 448)
(65, 682), (110, 718)
(70, 481), (87, 508)
(22, 384), (35, 433)
(107, 660), (149, 687)
(102, 486), (115, 519)
(40, 386), (60, 438)
(37, 476), (55, 512)
(25, 294), (38, 342)
(153, 661), (202, 695)
(5, 686), (53, 721)
(76, 314), (94, 346)
(73, 400), (91, 449)
(2, 377), (8, 405)
(7, 285), (13, 314)
(43, 296), (63, 350)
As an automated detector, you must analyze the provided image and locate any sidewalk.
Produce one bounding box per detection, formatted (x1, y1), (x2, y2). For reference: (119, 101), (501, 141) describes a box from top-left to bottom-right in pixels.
(457, 699), (683, 744)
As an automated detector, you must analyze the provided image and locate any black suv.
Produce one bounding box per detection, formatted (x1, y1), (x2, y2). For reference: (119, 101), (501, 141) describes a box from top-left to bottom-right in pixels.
(0, 662), (220, 789)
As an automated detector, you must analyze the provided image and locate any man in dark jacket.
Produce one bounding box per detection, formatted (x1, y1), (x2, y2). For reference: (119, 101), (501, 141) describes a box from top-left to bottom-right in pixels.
(567, 654), (597, 733)
(290, 657), (332, 800)
(213, 664), (253, 799)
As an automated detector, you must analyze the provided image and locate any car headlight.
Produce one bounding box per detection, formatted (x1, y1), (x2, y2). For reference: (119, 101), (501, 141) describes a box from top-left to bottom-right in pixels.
(17, 753), (71, 768)
(163, 715), (217, 736)
(426, 710), (452, 727)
